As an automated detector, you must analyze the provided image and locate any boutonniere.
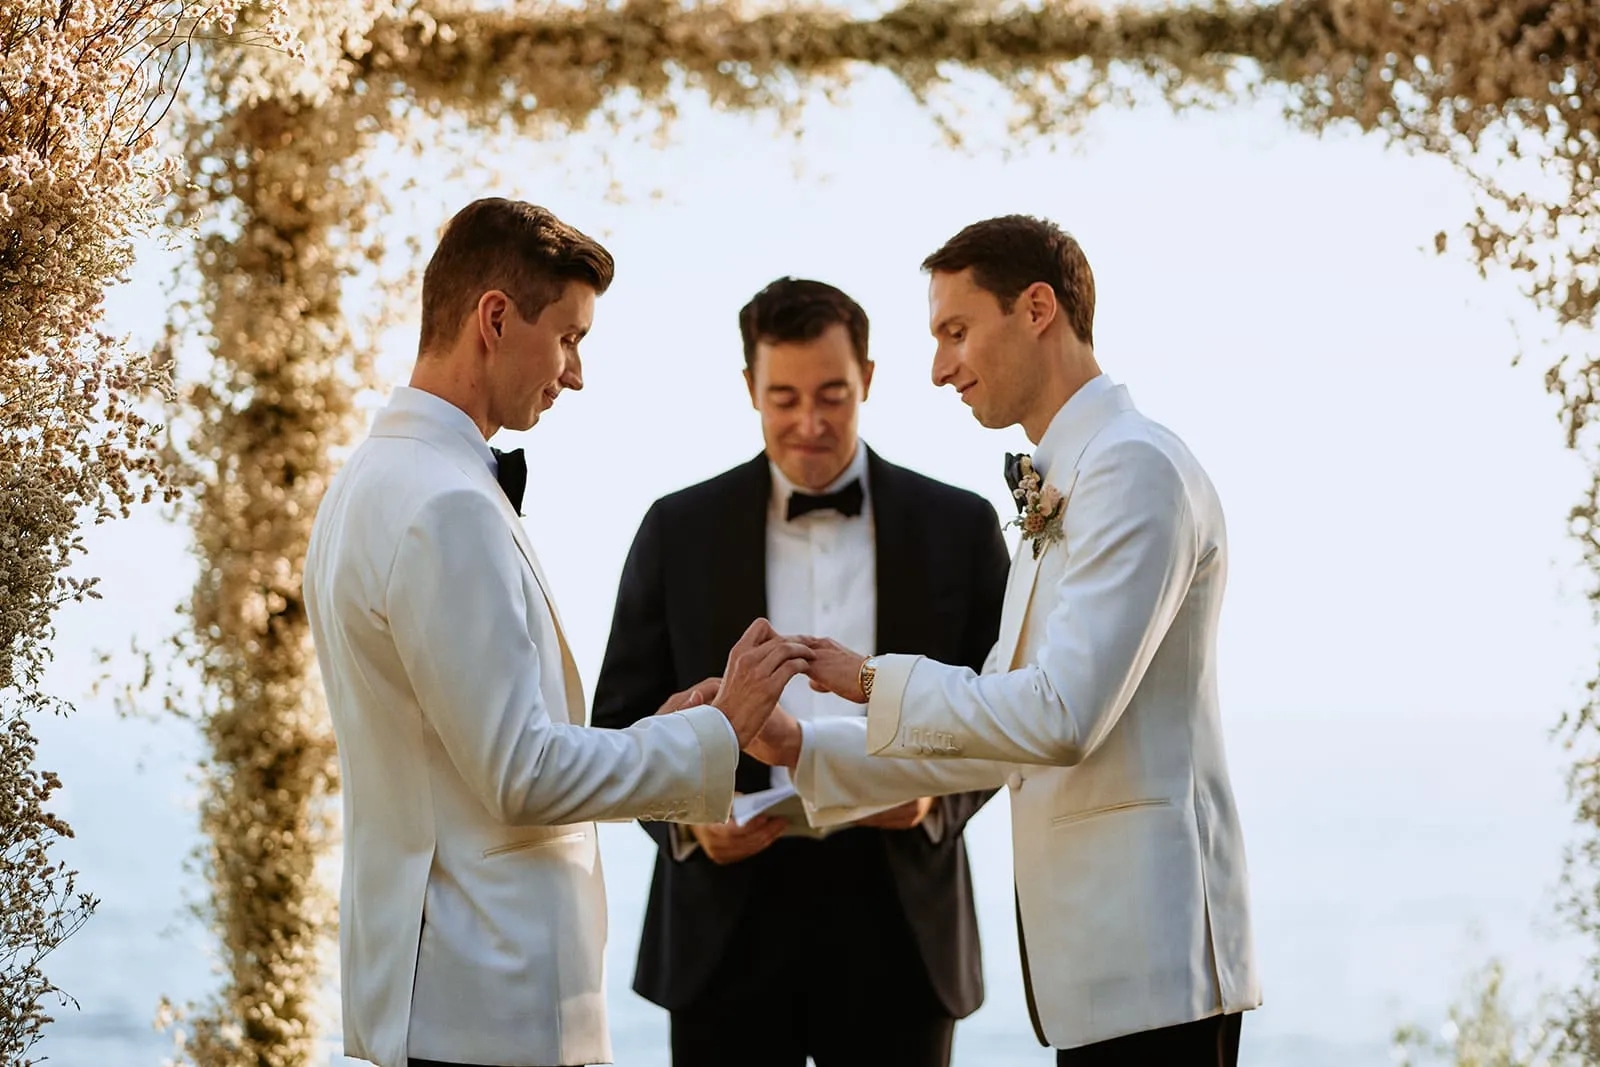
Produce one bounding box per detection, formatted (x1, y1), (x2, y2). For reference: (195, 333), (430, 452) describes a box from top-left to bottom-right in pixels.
(1008, 456), (1065, 560)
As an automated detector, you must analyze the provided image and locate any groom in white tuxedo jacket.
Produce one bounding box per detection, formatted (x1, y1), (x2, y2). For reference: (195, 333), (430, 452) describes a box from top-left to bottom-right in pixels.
(751, 216), (1261, 1066)
(304, 198), (809, 1067)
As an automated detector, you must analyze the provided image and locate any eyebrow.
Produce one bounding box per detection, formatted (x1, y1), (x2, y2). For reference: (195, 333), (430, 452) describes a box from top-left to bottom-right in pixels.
(765, 379), (852, 393)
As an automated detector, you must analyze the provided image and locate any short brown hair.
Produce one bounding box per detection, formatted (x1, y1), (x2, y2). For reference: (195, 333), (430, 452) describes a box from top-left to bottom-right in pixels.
(738, 277), (870, 370)
(922, 215), (1095, 346)
(419, 198), (614, 353)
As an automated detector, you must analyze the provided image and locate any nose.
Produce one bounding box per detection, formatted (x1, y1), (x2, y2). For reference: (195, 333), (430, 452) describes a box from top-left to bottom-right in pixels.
(560, 350), (584, 392)
(931, 344), (958, 388)
(798, 404), (826, 438)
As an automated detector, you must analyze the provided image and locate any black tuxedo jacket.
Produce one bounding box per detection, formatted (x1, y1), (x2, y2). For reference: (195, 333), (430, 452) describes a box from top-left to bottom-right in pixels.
(592, 449), (1011, 1018)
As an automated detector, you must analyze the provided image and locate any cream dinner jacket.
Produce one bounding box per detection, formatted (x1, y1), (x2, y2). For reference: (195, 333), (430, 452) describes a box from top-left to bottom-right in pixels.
(794, 377), (1261, 1050)
(304, 389), (740, 1067)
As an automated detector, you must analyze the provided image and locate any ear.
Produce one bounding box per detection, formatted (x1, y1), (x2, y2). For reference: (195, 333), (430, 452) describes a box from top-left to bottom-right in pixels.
(743, 366), (759, 410)
(477, 290), (510, 351)
(1022, 281), (1059, 337)
(858, 359), (875, 402)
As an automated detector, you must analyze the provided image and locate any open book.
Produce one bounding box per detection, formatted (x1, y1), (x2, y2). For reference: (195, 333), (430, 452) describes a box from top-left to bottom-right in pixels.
(730, 783), (899, 840)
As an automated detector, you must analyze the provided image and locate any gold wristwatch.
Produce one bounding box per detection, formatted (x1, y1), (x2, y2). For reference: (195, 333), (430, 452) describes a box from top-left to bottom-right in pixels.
(858, 656), (878, 702)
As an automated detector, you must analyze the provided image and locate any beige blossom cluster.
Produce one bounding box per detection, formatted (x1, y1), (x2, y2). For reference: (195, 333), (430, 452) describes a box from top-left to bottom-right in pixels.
(157, 2), (1596, 1063)
(150, 3), (403, 1063)
(0, 0), (280, 1060)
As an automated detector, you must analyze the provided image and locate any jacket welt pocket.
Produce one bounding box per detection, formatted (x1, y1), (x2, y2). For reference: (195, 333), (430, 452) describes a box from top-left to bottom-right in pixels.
(1051, 798), (1173, 829)
(482, 830), (586, 858)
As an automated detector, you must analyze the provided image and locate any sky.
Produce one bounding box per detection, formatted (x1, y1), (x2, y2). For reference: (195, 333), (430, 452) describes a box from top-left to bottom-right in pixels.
(30, 66), (1600, 1065)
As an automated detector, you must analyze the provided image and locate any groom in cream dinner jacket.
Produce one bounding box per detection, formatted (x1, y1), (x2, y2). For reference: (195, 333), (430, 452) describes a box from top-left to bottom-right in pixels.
(752, 215), (1262, 1066)
(304, 198), (810, 1067)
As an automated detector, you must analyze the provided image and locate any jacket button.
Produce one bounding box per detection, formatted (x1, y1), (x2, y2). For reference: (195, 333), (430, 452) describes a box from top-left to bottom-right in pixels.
(1006, 772), (1022, 790)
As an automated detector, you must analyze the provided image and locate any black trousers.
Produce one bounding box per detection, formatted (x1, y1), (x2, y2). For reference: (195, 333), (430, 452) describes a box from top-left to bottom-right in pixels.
(671, 999), (953, 1067)
(669, 829), (955, 1067)
(1055, 1013), (1243, 1067)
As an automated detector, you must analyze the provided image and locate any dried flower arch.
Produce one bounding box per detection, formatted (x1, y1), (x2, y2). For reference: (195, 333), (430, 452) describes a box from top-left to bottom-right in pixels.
(160, 2), (1599, 1063)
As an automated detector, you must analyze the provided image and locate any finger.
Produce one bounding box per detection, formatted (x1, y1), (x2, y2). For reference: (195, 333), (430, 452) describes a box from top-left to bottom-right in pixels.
(751, 657), (806, 701)
(684, 678), (720, 707)
(724, 819), (769, 840)
(753, 657), (809, 701)
(726, 820), (785, 857)
(757, 640), (814, 675)
(771, 655), (812, 689)
(728, 619), (769, 660)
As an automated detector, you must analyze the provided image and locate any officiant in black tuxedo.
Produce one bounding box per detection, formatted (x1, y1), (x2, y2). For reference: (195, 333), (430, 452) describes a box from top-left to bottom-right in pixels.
(592, 278), (1010, 1067)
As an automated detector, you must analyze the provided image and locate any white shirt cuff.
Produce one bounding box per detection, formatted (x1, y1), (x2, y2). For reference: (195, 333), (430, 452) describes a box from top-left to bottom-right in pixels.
(667, 821), (700, 861)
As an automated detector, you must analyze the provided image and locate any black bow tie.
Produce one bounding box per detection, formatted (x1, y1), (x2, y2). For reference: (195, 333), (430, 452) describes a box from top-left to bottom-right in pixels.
(786, 478), (864, 521)
(492, 447), (527, 515)
(1004, 452), (1029, 513)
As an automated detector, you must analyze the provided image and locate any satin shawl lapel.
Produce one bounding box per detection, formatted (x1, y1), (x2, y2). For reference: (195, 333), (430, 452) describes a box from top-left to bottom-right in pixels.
(371, 408), (585, 725)
(865, 449), (920, 655)
(991, 468), (1079, 671)
(990, 385), (1137, 671)
(709, 455), (771, 653)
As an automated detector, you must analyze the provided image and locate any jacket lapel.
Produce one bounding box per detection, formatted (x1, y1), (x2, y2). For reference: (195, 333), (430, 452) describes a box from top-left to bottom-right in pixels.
(713, 455), (773, 794)
(991, 383), (1136, 670)
(711, 456), (771, 649)
(992, 468), (1078, 671)
(866, 449), (918, 655)
(371, 407), (585, 725)
(482, 476), (587, 726)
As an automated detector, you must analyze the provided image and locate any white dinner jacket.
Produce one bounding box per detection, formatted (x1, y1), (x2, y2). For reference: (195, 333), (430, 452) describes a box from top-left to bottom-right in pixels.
(304, 388), (739, 1067)
(794, 377), (1261, 1050)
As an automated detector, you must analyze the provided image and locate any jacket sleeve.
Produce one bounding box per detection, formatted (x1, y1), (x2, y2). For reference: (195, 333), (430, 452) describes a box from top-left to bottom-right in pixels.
(862, 438), (1199, 767)
(385, 488), (737, 826)
(796, 717), (1014, 826)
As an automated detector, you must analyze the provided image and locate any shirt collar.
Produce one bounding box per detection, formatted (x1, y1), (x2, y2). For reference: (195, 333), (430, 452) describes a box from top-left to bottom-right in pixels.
(769, 443), (871, 516)
(1032, 374), (1119, 479)
(388, 386), (499, 474)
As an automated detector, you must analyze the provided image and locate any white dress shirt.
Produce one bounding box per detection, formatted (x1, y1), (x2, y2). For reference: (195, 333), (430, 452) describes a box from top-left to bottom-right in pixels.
(764, 445), (877, 789)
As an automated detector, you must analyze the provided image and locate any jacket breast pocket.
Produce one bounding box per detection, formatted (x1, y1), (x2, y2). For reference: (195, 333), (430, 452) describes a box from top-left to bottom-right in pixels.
(1050, 797), (1173, 829)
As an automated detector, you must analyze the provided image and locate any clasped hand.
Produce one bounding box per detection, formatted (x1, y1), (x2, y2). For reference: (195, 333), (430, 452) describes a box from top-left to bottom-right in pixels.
(733, 633), (867, 768)
(655, 618), (814, 748)
(660, 628), (932, 853)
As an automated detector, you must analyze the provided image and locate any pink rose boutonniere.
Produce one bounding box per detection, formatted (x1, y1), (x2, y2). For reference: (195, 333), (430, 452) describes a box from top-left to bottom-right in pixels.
(1008, 455), (1065, 560)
